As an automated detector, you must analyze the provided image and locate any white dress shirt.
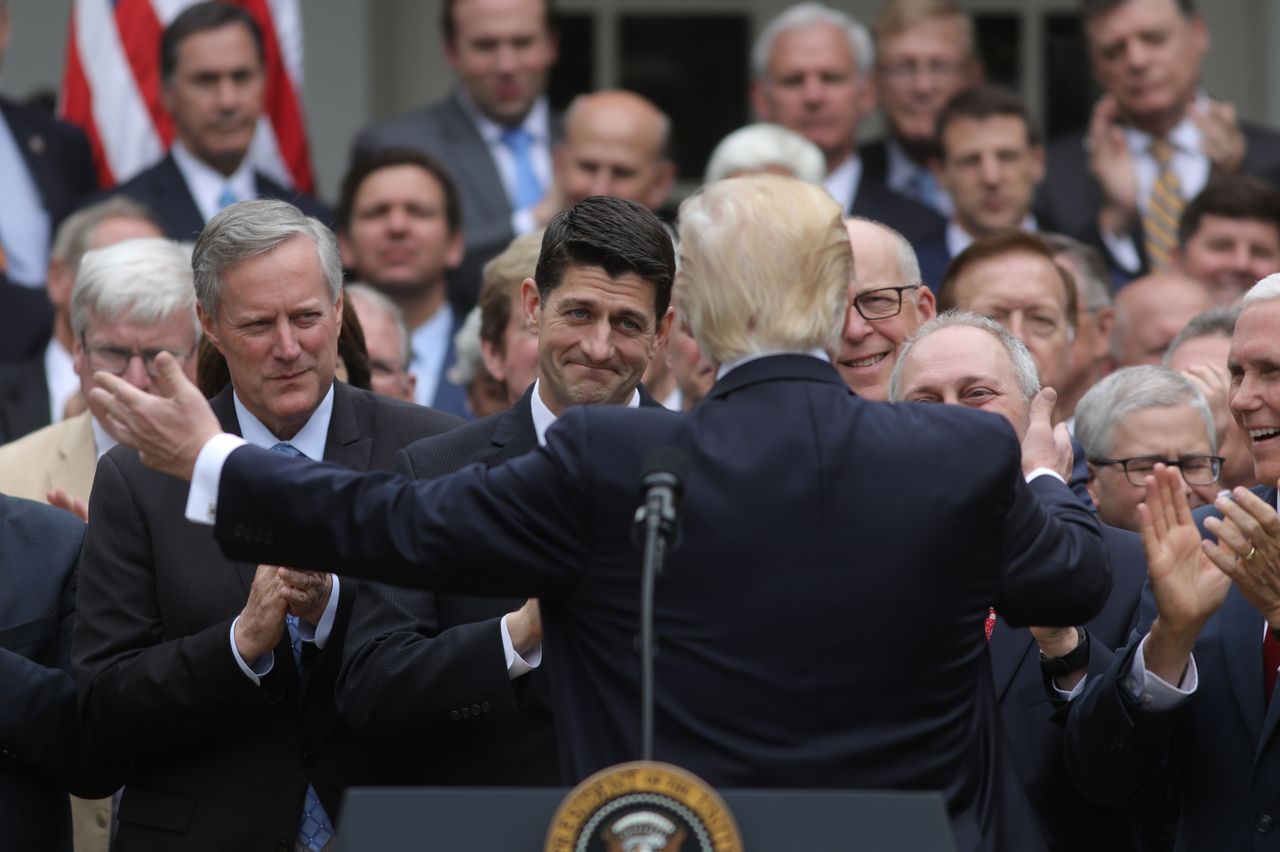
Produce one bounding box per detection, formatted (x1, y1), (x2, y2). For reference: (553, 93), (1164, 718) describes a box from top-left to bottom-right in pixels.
(171, 140), (257, 225)
(455, 91), (553, 236)
(945, 215), (1038, 258)
(823, 155), (863, 213)
(409, 302), (454, 408)
(45, 338), (78, 424)
(529, 377), (640, 447)
(0, 108), (51, 287)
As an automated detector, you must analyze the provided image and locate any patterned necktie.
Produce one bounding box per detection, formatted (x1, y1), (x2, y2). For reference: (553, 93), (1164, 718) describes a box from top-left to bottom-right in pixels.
(217, 185), (239, 210)
(984, 608), (997, 642)
(1142, 140), (1184, 271)
(1265, 628), (1280, 706)
(500, 127), (543, 210)
(268, 441), (334, 851)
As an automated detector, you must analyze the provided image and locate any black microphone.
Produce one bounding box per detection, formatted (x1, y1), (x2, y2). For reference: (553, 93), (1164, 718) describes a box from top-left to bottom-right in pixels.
(634, 447), (686, 763)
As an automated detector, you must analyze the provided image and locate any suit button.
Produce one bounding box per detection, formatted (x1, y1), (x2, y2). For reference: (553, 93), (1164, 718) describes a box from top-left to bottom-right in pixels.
(95, 810), (109, 828)
(460, 707), (471, 719)
(1259, 813), (1274, 833)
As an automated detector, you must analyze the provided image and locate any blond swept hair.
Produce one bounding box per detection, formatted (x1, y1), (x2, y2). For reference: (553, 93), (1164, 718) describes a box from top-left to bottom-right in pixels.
(873, 0), (975, 56)
(676, 175), (849, 364)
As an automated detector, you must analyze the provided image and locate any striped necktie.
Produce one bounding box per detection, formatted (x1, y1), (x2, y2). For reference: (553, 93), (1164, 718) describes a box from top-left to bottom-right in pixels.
(1142, 140), (1184, 271)
(267, 441), (335, 851)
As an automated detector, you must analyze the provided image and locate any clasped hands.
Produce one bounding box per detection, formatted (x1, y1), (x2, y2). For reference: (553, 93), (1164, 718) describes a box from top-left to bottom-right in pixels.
(233, 564), (333, 661)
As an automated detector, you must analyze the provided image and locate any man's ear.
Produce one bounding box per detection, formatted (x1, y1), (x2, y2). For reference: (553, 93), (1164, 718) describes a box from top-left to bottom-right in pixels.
(1085, 463), (1102, 511)
(520, 278), (542, 331)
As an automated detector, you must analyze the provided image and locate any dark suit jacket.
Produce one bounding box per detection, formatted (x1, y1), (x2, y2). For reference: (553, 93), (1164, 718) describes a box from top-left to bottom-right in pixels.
(990, 523), (1147, 851)
(0, 355), (51, 444)
(100, 153), (333, 243)
(352, 92), (561, 315)
(916, 236), (952, 294)
(0, 495), (118, 852)
(1036, 122), (1280, 278)
(0, 96), (97, 236)
(0, 282), (52, 366)
(1065, 486), (1280, 851)
(338, 383), (660, 786)
(71, 382), (460, 852)
(213, 354), (1110, 852)
(851, 174), (947, 250)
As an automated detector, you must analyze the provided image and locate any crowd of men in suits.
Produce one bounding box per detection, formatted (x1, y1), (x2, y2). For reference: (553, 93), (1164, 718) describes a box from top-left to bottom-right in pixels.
(4, 0), (1280, 850)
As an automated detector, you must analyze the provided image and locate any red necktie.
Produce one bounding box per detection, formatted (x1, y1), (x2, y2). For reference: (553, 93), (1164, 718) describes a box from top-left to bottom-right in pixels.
(1266, 629), (1280, 705)
(985, 608), (997, 643)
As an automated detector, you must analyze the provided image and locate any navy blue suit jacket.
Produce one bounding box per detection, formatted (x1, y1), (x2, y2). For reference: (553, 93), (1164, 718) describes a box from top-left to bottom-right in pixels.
(0, 97), (97, 236)
(213, 354), (1110, 852)
(850, 174), (946, 250)
(1065, 487), (1280, 850)
(100, 153), (333, 242)
(0, 495), (119, 852)
(990, 523), (1147, 850)
(0, 277), (52, 365)
(916, 236), (952, 295)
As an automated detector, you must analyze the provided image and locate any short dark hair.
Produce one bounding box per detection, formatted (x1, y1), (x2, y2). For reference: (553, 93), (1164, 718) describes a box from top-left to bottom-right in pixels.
(939, 229), (1078, 332)
(441, 0), (556, 45)
(161, 2), (264, 83)
(1080, 0), (1195, 20)
(1178, 175), (1280, 246)
(534, 196), (675, 319)
(337, 148), (462, 235)
(935, 84), (1038, 157)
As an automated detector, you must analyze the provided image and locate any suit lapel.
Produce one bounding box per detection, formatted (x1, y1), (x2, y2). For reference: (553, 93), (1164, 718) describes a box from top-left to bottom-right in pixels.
(321, 383), (372, 470)
(1220, 587), (1266, 746)
(155, 154), (207, 240)
(3, 100), (57, 214)
(48, 413), (96, 499)
(485, 391), (538, 466)
(441, 95), (513, 219)
(989, 619), (1036, 703)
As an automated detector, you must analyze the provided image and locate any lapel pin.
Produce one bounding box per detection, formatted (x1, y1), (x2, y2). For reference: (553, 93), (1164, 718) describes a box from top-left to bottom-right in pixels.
(28, 134), (46, 155)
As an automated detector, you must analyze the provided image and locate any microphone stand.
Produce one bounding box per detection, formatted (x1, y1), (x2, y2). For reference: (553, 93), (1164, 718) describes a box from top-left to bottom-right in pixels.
(635, 471), (679, 762)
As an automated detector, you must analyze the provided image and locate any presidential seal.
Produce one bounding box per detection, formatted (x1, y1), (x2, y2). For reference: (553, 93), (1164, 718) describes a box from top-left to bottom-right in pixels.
(545, 762), (742, 852)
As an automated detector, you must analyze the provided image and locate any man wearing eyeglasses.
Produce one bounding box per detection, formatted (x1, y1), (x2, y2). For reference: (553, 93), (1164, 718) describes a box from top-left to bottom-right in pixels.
(837, 217), (935, 400)
(1075, 364), (1222, 532)
(0, 237), (197, 513)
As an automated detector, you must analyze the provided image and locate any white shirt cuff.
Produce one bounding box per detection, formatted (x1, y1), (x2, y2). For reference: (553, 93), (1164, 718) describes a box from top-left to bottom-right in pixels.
(295, 575), (340, 650)
(229, 616), (274, 684)
(1099, 228), (1142, 274)
(1025, 467), (1067, 485)
(1053, 673), (1089, 701)
(185, 433), (248, 525)
(1122, 633), (1198, 711)
(500, 613), (542, 680)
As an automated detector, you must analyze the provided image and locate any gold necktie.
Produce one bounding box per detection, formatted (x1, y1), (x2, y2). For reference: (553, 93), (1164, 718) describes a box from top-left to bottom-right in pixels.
(1143, 140), (1184, 271)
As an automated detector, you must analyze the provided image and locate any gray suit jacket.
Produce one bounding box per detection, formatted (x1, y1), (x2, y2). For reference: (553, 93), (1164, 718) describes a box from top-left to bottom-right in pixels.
(352, 92), (559, 313)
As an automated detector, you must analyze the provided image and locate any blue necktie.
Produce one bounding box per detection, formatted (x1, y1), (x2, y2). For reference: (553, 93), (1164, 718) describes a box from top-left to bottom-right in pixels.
(268, 442), (334, 851)
(500, 127), (543, 210)
(217, 185), (239, 210)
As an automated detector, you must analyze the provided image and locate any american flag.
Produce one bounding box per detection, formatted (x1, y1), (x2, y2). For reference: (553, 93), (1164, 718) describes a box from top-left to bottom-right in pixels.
(59, 0), (314, 193)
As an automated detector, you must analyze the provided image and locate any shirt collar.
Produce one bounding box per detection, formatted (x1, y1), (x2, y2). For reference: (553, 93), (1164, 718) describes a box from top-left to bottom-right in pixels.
(170, 140), (257, 222)
(454, 89), (550, 146)
(946, 215), (1037, 257)
(822, 154), (862, 211)
(231, 383), (335, 460)
(716, 349), (832, 382)
(530, 377), (640, 447)
(90, 415), (117, 461)
(1123, 92), (1208, 156)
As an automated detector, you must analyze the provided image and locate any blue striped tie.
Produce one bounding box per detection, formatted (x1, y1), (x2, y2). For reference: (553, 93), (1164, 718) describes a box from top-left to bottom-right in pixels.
(500, 127), (543, 210)
(268, 442), (334, 851)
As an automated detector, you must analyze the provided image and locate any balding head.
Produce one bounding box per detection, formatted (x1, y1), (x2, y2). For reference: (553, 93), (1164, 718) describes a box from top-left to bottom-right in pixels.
(556, 90), (675, 210)
(1110, 273), (1214, 368)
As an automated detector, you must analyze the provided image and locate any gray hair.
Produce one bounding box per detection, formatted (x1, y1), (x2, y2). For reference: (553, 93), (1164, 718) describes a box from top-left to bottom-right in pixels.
(71, 237), (200, 341)
(192, 199), (341, 315)
(1243, 272), (1280, 306)
(848, 216), (922, 288)
(752, 3), (874, 79)
(447, 305), (485, 387)
(704, 122), (827, 185)
(888, 310), (1040, 403)
(1042, 232), (1112, 311)
(1163, 305), (1240, 366)
(52, 196), (158, 270)
(1075, 365), (1217, 460)
(344, 283), (411, 368)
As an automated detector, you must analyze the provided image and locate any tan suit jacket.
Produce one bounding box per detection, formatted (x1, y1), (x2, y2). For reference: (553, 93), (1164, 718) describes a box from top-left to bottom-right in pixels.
(0, 411), (96, 504)
(0, 410), (109, 852)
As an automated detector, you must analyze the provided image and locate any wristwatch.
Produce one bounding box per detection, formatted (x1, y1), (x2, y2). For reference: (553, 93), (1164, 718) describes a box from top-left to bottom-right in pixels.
(1039, 627), (1090, 677)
